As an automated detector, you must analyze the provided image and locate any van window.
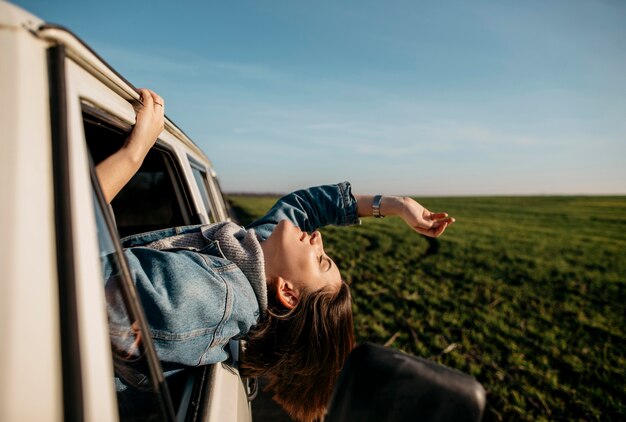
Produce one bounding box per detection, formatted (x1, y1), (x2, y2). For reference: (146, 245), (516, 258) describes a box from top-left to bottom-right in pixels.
(92, 188), (174, 421)
(83, 106), (200, 237)
(83, 105), (191, 419)
(189, 158), (218, 223)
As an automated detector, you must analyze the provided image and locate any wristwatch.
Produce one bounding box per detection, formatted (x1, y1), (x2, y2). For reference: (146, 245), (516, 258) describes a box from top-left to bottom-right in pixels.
(372, 195), (385, 218)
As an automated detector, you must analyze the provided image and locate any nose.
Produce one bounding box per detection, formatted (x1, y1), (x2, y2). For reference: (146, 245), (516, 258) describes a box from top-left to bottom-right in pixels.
(310, 231), (326, 256)
(311, 230), (323, 245)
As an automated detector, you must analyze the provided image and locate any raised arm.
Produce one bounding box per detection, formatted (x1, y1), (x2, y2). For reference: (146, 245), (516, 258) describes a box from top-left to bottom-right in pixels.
(96, 89), (165, 203)
(355, 195), (455, 238)
(247, 182), (360, 240)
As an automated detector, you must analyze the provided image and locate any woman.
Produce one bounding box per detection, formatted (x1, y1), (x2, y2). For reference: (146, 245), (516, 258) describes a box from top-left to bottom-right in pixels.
(99, 90), (455, 422)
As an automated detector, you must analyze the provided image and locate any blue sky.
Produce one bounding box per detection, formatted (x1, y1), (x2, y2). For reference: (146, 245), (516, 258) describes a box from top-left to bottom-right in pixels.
(16, 0), (626, 195)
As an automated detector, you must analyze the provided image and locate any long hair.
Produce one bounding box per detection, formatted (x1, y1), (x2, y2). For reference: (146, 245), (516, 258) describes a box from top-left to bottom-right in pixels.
(240, 280), (355, 422)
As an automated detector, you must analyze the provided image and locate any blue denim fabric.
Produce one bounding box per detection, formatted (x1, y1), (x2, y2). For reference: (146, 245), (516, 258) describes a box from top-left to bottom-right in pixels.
(110, 181), (360, 369)
(247, 181), (360, 240)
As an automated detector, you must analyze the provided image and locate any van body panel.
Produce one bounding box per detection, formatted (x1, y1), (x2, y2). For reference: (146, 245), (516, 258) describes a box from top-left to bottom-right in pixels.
(0, 8), (63, 421)
(65, 58), (121, 422)
(206, 364), (253, 422)
(1, 1), (254, 420)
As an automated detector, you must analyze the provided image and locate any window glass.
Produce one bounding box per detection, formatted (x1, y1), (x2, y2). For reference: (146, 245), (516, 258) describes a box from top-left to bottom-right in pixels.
(191, 166), (217, 223)
(93, 191), (169, 422)
(111, 149), (190, 237)
(211, 175), (229, 219)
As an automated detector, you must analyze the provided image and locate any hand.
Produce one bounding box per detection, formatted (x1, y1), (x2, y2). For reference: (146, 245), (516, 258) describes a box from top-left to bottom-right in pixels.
(399, 197), (455, 238)
(125, 88), (165, 163)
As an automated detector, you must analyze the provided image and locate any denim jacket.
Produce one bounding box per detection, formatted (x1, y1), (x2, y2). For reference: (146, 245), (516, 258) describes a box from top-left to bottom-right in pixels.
(114, 182), (359, 368)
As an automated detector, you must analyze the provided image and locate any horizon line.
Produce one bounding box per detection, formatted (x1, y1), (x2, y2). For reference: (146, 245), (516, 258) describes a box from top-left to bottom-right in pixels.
(225, 191), (626, 198)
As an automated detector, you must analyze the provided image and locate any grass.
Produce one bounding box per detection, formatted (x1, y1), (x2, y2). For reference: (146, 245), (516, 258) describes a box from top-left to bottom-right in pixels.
(227, 194), (626, 421)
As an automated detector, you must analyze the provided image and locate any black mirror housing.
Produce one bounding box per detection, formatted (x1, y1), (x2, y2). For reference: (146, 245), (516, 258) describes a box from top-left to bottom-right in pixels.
(325, 343), (486, 422)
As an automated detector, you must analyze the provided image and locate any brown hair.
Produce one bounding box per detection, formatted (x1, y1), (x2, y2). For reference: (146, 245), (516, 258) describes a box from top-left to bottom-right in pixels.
(240, 280), (355, 422)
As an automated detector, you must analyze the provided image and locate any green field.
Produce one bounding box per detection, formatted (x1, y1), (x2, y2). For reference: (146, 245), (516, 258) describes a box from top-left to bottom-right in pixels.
(227, 194), (626, 421)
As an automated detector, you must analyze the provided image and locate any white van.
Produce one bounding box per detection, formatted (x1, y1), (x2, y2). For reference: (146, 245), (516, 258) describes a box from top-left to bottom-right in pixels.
(0, 1), (254, 421)
(1, 2), (490, 421)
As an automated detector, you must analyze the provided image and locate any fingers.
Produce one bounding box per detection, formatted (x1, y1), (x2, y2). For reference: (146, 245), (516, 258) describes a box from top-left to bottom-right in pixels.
(429, 212), (449, 220)
(131, 88), (165, 146)
(417, 223), (447, 238)
(433, 221), (449, 237)
(433, 217), (455, 236)
(150, 90), (165, 111)
(408, 207), (454, 237)
(138, 88), (153, 108)
(138, 88), (165, 112)
(415, 217), (455, 238)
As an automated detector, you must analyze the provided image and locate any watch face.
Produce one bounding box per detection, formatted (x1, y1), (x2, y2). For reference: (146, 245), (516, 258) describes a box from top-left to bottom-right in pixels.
(373, 195), (383, 218)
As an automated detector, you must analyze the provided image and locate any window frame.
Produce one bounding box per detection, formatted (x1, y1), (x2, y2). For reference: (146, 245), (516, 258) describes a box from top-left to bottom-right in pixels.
(48, 42), (84, 422)
(188, 155), (220, 223)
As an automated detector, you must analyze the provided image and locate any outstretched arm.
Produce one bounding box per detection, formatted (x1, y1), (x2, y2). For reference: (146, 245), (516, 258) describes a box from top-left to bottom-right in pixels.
(355, 195), (454, 238)
(246, 182), (360, 240)
(96, 89), (165, 203)
(247, 183), (454, 240)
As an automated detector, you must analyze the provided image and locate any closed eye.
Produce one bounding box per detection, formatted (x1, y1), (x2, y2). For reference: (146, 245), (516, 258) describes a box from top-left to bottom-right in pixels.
(319, 255), (332, 272)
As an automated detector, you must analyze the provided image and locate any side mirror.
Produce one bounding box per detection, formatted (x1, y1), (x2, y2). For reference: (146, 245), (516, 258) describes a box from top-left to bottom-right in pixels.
(325, 343), (486, 422)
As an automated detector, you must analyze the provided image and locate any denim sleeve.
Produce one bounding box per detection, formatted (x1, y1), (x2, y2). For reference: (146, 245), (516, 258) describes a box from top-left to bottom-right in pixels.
(247, 181), (360, 241)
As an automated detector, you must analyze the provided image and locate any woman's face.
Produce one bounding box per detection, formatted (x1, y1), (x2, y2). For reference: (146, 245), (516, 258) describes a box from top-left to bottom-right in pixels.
(262, 220), (342, 294)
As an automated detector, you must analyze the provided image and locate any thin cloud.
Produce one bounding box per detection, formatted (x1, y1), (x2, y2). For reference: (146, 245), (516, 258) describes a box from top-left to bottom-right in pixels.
(95, 43), (198, 74)
(96, 43), (292, 83)
(205, 61), (291, 83)
(299, 120), (539, 157)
